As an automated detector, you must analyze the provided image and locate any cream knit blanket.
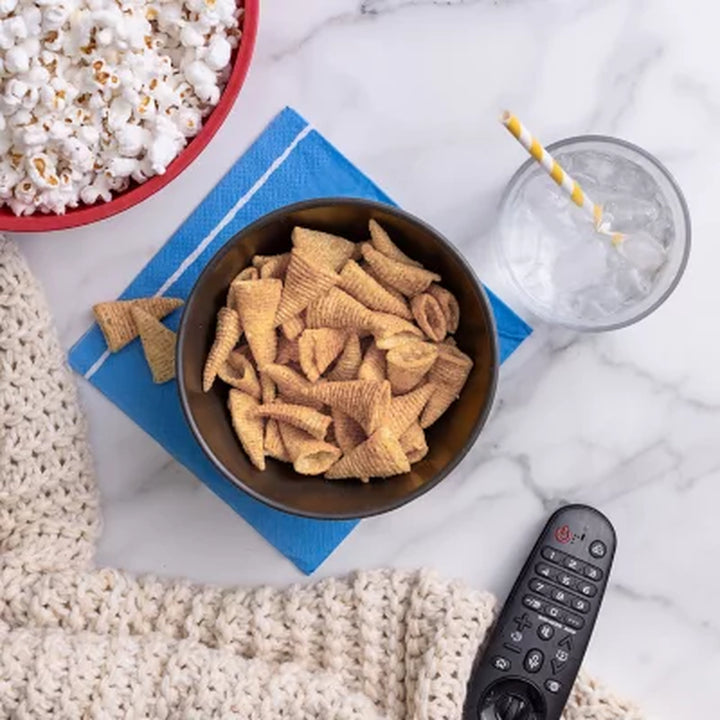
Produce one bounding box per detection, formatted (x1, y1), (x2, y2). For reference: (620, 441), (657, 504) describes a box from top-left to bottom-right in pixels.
(0, 236), (642, 719)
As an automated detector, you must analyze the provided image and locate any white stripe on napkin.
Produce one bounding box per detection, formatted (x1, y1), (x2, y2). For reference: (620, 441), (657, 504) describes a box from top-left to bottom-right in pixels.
(85, 123), (313, 380)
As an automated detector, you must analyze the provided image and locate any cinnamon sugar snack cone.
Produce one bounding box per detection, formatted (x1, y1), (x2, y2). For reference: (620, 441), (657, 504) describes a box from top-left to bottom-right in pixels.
(338, 260), (412, 320)
(131, 307), (177, 384)
(410, 293), (448, 342)
(386, 381), (436, 438)
(368, 219), (422, 267)
(298, 328), (346, 382)
(217, 350), (261, 399)
(427, 284), (460, 333)
(311, 379), (391, 435)
(254, 253), (291, 280)
(260, 372), (277, 404)
(370, 312), (424, 341)
(226, 268), (259, 307)
(386, 341), (439, 394)
(274, 247), (340, 328)
(253, 403), (331, 440)
(93, 297), (183, 353)
(203, 307), (242, 391)
(362, 263), (407, 304)
(262, 364), (323, 410)
(281, 313), (305, 341)
(399, 422), (429, 463)
(279, 422), (341, 475)
(420, 345), (473, 428)
(264, 419), (289, 461)
(376, 332), (423, 351)
(332, 409), (366, 454)
(325, 426), (410, 480)
(228, 389), (266, 471)
(358, 342), (386, 382)
(291, 227), (355, 271)
(305, 287), (376, 334)
(233, 279), (282, 369)
(360, 243), (440, 297)
(326, 332), (362, 381)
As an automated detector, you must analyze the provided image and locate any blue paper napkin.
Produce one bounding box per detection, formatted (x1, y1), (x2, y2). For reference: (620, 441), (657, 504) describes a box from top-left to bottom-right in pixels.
(69, 107), (532, 574)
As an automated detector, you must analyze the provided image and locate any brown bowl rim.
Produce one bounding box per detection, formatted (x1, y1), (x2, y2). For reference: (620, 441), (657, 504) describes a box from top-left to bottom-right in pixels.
(176, 197), (500, 520)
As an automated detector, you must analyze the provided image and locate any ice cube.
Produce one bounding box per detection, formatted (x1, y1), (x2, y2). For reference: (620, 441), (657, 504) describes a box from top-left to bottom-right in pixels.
(602, 197), (660, 233)
(551, 235), (608, 293)
(617, 231), (667, 275)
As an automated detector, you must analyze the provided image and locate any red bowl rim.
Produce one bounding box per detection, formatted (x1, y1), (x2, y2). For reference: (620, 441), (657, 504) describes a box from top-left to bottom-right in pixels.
(1, 0), (259, 233)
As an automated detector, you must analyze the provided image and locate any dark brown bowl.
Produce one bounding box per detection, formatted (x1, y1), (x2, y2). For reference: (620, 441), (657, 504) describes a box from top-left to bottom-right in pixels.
(177, 198), (499, 519)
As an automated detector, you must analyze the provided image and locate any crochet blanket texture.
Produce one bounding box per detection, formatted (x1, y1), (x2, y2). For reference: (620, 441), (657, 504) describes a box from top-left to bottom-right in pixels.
(0, 237), (643, 719)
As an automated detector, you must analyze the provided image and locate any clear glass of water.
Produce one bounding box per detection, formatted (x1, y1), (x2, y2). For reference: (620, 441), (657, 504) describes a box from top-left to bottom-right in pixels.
(497, 136), (691, 331)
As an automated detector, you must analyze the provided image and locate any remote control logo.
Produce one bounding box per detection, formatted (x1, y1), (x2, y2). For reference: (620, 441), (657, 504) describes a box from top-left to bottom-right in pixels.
(554, 525), (572, 544)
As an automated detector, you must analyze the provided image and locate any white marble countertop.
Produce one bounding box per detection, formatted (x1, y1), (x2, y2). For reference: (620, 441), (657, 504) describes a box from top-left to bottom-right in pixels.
(12, 0), (719, 716)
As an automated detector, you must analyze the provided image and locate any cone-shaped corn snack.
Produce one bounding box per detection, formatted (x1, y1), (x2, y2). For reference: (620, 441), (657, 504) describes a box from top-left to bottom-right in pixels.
(327, 332), (362, 381)
(260, 372), (276, 403)
(411, 293), (448, 342)
(385, 381), (436, 438)
(362, 264), (407, 305)
(228, 389), (265, 471)
(332, 409), (366, 455)
(311, 379), (391, 435)
(203, 306), (242, 391)
(420, 345), (473, 428)
(338, 260), (412, 319)
(376, 332), (424, 351)
(386, 341), (439, 394)
(358, 342), (386, 382)
(253, 402), (331, 440)
(276, 335), (300, 365)
(370, 312), (424, 341)
(298, 328), (346, 382)
(360, 243), (440, 297)
(131, 307), (177, 384)
(262, 364), (323, 409)
(305, 287), (376, 334)
(325, 427), (410, 480)
(292, 227), (355, 271)
(274, 248), (341, 328)
(281, 313), (305, 341)
(279, 422), (341, 475)
(217, 350), (261, 399)
(253, 253), (291, 280)
(427, 284), (460, 333)
(234, 279), (282, 369)
(399, 422), (428, 463)
(226, 268), (259, 307)
(368, 219), (422, 267)
(264, 419), (289, 461)
(94, 297), (183, 352)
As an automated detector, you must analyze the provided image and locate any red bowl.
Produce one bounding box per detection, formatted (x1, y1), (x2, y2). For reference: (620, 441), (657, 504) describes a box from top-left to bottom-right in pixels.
(1, 0), (259, 233)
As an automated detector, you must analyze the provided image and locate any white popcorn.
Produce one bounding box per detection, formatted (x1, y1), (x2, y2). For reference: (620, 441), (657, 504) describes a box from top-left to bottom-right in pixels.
(0, 0), (240, 215)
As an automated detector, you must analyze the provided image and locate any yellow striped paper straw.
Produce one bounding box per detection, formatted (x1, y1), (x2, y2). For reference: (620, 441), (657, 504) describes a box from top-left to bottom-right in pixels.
(501, 111), (623, 246)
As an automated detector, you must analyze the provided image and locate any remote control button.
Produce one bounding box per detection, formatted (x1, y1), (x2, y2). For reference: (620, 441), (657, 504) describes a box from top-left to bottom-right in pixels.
(541, 547), (565, 564)
(536, 563), (554, 579)
(537, 623), (555, 641)
(589, 540), (607, 558)
(563, 556), (582, 572)
(558, 634), (573, 651)
(523, 595), (543, 612)
(556, 571), (575, 588)
(564, 613), (585, 630)
(529, 579), (551, 596)
(551, 588), (570, 606)
(571, 597), (591, 614)
(492, 655), (511, 672)
(577, 581), (597, 597)
(523, 649), (544, 673)
(495, 693), (529, 720)
(545, 604), (563, 621)
(513, 613), (533, 631)
(545, 679), (562, 694)
(510, 630), (523, 643)
(550, 657), (566, 675)
(503, 642), (522, 655)
(584, 564), (603, 581)
(555, 648), (570, 663)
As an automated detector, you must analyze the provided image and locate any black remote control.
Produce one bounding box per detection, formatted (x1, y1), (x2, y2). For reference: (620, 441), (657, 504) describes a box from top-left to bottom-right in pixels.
(463, 504), (616, 720)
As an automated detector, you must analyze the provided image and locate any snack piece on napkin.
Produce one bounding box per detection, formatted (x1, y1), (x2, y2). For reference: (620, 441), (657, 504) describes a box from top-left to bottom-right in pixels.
(131, 307), (177, 384)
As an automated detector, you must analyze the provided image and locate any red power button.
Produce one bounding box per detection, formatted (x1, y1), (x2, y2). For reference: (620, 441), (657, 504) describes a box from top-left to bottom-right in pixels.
(554, 525), (572, 544)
